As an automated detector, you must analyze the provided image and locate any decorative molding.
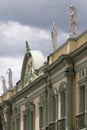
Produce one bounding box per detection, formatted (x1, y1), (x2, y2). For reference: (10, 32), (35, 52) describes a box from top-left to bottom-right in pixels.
(75, 61), (87, 73)
(78, 77), (87, 86)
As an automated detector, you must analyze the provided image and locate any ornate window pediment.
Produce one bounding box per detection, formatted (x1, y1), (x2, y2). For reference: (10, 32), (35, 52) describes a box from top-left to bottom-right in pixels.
(21, 42), (45, 88)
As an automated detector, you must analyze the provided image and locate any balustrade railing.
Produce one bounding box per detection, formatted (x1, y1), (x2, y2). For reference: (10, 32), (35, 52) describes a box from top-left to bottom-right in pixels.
(76, 112), (85, 130)
(46, 126), (49, 130)
(57, 117), (66, 130)
(49, 121), (55, 130)
(40, 128), (45, 130)
(45, 121), (56, 130)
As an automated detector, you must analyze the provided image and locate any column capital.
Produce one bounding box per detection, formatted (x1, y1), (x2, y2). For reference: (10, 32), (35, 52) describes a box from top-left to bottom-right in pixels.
(64, 67), (75, 78)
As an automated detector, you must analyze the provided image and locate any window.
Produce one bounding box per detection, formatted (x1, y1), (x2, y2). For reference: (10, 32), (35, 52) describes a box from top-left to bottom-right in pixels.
(39, 106), (44, 129)
(51, 88), (58, 122)
(23, 102), (35, 130)
(30, 110), (35, 130)
(79, 85), (85, 113)
(58, 82), (66, 130)
(59, 83), (66, 118)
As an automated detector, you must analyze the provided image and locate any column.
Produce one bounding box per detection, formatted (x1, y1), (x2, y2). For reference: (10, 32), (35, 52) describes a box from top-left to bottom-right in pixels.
(6, 112), (10, 130)
(56, 95), (58, 130)
(4, 106), (11, 130)
(65, 68), (74, 130)
(43, 101), (47, 128)
(47, 97), (51, 124)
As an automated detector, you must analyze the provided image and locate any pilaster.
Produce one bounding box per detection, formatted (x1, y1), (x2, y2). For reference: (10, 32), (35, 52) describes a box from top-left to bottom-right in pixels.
(12, 106), (20, 130)
(65, 68), (74, 130)
(3, 103), (12, 130)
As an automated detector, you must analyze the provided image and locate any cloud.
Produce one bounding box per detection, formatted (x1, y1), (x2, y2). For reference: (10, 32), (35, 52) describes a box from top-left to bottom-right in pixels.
(0, 21), (52, 57)
(0, 0), (86, 32)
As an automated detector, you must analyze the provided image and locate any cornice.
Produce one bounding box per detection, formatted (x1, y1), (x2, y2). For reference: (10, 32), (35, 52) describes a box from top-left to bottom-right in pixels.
(47, 42), (87, 74)
(71, 42), (87, 62)
(0, 100), (11, 108)
(47, 54), (73, 74)
(49, 30), (87, 57)
(10, 75), (46, 104)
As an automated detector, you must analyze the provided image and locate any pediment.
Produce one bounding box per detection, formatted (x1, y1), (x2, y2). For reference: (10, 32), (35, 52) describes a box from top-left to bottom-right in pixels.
(21, 50), (45, 88)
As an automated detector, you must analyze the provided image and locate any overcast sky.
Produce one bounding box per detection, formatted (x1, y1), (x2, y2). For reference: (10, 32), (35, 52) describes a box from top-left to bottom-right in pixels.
(0, 0), (87, 95)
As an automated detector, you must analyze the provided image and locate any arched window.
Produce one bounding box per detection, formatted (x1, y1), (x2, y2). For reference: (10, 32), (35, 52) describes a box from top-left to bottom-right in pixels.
(23, 102), (35, 130)
(58, 82), (67, 130)
(51, 88), (58, 122)
(59, 82), (66, 118)
(39, 88), (58, 130)
(76, 84), (85, 129)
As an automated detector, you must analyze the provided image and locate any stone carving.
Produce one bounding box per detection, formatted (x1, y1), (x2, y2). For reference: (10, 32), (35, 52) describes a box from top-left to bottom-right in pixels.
(28, 63), (36, 82)
(6, 68), (13, 90)
(1, 76), (7, 94)
(26, 41), (30, 52)
(69, 5), (78, 38)
(24, 62), (37, 86)
(51, 22), (58, 50)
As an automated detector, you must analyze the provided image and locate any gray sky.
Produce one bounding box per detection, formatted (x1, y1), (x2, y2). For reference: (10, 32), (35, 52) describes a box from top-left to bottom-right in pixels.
(0, 0), (87, 95)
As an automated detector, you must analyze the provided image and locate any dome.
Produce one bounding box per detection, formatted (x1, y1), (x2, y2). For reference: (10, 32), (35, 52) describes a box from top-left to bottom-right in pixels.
(30, 50), (45, 69)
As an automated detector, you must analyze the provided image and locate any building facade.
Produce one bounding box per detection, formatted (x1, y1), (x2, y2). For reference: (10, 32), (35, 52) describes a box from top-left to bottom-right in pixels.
(0, 30), (87, 130)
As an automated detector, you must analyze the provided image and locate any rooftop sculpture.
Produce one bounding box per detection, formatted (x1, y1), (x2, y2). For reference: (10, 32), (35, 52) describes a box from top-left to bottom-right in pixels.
(68, 5), (78, 38)
(51, 22), (58, 50)
(6, 68), (13, 90)
(1, 76), (7, 94)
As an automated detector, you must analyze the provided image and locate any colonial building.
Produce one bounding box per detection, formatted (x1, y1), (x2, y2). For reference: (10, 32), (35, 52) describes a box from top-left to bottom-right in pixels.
(0, 30), (87, 130)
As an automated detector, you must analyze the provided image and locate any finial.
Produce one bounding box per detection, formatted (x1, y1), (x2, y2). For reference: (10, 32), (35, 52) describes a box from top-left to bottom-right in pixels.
(26, 41), (30, 52)
(51, 22), (58, 51)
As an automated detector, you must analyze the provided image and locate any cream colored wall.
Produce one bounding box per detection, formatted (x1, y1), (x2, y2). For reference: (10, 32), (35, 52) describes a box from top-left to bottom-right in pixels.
(77, 32), (87, 47)
(49, 44), (68, 64)
(49, 31), (87, 64)
(75, 56), (87, 67)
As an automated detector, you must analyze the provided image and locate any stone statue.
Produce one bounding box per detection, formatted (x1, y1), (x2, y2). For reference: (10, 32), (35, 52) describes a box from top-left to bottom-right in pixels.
(6, 68), (13, 89)
(51, 22), (58, 50)
(69, 5), (78, 38)
(1, 76), (7, 94)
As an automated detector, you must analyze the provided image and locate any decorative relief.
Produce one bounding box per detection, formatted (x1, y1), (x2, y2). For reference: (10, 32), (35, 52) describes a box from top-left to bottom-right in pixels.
(38, 92), (47, 107)
(12, 106), (20, 120)
(78, 68), (87, 80)
(25, 101), (35, 111)
(24, 60), (37, 87)
(3, 105), (12, 123)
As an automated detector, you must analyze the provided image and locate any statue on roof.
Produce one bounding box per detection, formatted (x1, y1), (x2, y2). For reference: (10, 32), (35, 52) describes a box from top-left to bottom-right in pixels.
(69, 5), (78, 38)
(1, 76), (7, 94)
(26, 41), (30, 52)
(51, 22), (58, 50)
(6, 68), (13, 90)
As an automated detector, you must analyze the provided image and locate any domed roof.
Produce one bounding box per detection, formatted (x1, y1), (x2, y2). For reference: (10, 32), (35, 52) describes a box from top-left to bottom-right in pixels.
(30, 50), (45, 69)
